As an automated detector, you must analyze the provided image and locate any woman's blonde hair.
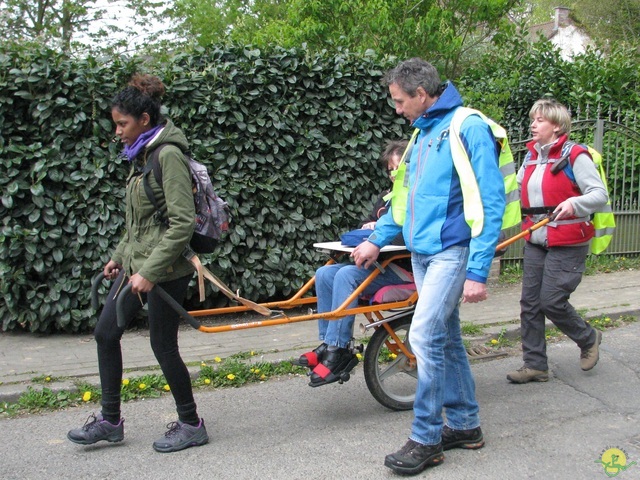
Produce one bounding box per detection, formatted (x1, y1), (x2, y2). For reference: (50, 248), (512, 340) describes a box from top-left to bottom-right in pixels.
(529, 98), (572, 136)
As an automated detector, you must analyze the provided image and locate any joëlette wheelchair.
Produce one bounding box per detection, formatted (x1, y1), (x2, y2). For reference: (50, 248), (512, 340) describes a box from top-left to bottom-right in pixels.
(92, 242), (419, 411)
(91, 219), (546, 411)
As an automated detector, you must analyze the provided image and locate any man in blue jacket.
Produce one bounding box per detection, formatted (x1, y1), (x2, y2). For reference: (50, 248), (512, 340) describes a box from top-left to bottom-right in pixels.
(352, 58), (506, 475)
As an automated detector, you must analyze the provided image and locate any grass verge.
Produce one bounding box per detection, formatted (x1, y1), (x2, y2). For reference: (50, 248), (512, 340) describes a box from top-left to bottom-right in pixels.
(0, 352), (307, 418)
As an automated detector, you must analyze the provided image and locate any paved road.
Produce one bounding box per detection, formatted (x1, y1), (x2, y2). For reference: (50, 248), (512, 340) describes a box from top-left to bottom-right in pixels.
(1, 321), (639, 480)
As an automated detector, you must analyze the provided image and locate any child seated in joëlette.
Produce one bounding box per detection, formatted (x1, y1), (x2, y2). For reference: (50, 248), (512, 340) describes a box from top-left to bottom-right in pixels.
(296, 140), (414, 387)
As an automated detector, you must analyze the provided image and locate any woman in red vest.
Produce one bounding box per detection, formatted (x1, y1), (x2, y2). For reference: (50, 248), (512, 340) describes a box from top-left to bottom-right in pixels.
(507, 99), (608, 384)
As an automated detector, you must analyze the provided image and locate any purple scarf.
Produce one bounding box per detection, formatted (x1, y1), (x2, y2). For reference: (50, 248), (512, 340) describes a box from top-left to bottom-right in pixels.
(122, 125), (164, 162)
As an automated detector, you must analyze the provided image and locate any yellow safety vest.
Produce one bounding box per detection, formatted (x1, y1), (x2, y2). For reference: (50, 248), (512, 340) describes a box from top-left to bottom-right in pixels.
(386, 108), (521, 237)
(384, 129), (419, 226)
(559, 143), (615, 254)
(588, 147), (615, 254)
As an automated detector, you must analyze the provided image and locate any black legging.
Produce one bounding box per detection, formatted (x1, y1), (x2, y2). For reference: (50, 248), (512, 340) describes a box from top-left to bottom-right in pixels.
(94, 271), (198, 424)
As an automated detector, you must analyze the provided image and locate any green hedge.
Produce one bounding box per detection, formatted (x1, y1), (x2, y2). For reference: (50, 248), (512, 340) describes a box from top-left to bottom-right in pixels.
(3, 40), (638, 333)
(0, 44), (405, 332)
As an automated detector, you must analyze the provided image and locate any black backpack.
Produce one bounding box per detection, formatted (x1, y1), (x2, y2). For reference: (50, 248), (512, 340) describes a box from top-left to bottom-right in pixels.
(143, 144), (230, 254)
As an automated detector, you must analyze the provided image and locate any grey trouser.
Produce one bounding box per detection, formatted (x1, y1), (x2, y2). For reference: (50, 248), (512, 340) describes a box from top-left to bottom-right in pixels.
(519, 242), (597, 371)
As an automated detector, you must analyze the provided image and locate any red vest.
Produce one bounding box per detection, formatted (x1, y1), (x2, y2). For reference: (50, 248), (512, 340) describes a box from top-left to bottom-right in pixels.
(521, 136), (595, 247)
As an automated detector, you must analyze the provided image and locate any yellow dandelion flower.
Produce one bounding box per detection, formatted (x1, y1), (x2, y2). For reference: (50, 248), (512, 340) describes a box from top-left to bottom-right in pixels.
(214, 357), (222, 363)
(260, 374), (266, 380)
(45, 376), (51, 382)
(163, 384), (170, 391)
(227, 374), (235, 380)
(250, 351), (256, 356)
(250, 368), (255, 373)
(390, 353), (398, 360)
(254, 368), (260, 374)
(201, 362), (207, 367)
(491, 339), (499, 345)
(122, 379), (129, 386)
(82, 391), (92, 402)
(138, 383), (146, 390)
(204, 378), (211, 385)
(356, 353), (363, 361)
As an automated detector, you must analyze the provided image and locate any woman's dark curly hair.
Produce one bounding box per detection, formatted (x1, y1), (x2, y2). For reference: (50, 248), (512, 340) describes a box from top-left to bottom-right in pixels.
(111, 74), (165, 127)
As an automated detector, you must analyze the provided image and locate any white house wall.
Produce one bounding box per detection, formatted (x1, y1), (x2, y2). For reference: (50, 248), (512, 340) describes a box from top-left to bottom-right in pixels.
(552, 25), (593, 60)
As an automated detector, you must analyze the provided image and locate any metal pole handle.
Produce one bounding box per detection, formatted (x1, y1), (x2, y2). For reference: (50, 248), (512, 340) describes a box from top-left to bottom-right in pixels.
(496, 215), (555, 252)
(116, 283), (202, 330)
(90, 272), (106, 310)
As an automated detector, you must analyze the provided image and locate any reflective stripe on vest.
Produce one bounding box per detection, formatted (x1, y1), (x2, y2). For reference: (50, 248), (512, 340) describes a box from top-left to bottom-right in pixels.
(384, 129), (419, 226)
(561, 142), (615, 254)
(449, 107), (521, 237)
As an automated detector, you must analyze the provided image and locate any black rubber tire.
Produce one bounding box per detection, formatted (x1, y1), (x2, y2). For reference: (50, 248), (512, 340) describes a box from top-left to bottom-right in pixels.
(363, 311), (417, 411)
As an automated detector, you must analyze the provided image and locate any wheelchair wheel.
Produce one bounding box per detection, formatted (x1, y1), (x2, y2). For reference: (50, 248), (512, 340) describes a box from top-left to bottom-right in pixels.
(363, 311), (416, 411)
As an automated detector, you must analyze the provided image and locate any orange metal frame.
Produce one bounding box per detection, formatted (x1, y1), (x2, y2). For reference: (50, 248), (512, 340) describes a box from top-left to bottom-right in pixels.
(184, 217), (552, 364)
(187, 250), (418, 361)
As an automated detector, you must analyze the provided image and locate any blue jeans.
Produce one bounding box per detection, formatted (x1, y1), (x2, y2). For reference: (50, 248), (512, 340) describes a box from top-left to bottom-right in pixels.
(315, 263), (407, 348)
(409, 246), (480, 446)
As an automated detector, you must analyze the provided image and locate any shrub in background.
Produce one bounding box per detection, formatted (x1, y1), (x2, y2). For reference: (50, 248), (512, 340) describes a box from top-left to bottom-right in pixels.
(0, 44), (405, 332)
(2, 39), (638, 333)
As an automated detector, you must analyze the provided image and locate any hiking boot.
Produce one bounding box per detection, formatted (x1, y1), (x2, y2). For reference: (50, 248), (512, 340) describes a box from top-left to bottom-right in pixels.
(67, 413), (124, 445)
(152, 419), (209, 453)
(442, 425), (485, 451)
(384, 439), (444, 475)
(580, 329), (603, 371)
(506, 366), (549, 384)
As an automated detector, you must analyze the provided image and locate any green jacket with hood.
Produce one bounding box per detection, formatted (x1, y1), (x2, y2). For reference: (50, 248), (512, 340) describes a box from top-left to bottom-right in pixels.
(111, 119), (195, 284)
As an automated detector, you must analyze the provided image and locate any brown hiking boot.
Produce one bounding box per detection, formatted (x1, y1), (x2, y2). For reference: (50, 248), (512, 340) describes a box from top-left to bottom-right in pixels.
(580, 329), (603, 371)
(506, 366), (549, 384)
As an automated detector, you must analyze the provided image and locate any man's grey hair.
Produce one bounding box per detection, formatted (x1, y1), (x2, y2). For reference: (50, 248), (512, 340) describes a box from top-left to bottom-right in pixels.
(381, 58), (443, 97)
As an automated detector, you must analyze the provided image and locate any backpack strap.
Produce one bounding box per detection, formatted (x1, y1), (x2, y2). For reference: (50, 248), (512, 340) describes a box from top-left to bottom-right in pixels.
(553, 141), (590, 184)
(143, 144), (172, 226)
(183, 250), (272, 316)
(144, 143), (192, 226)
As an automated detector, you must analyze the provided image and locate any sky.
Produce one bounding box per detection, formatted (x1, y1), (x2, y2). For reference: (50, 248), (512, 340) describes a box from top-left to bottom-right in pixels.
(75, 0), (177, 52)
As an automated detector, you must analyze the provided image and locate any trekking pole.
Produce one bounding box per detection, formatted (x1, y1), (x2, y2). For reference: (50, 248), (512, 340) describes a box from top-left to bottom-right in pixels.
(495, 214), (556, 251)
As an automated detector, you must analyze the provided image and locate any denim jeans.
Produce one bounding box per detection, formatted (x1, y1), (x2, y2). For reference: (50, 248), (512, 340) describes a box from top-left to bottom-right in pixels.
(408, 246), (481, 446)
(315, 263), (407, 348)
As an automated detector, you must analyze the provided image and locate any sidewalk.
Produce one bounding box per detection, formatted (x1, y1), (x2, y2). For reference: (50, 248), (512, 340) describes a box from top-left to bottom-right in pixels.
(1, 269), (638, 402)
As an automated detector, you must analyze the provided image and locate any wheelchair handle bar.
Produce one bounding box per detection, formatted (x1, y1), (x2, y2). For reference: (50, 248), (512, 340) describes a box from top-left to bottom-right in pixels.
(91, 273), (202, 330)
(90, 272), (106, 310)
(116, 282), (202, 330)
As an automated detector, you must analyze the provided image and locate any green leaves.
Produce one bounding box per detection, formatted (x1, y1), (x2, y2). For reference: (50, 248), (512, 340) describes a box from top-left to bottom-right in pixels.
(0, 43), (401, 332)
